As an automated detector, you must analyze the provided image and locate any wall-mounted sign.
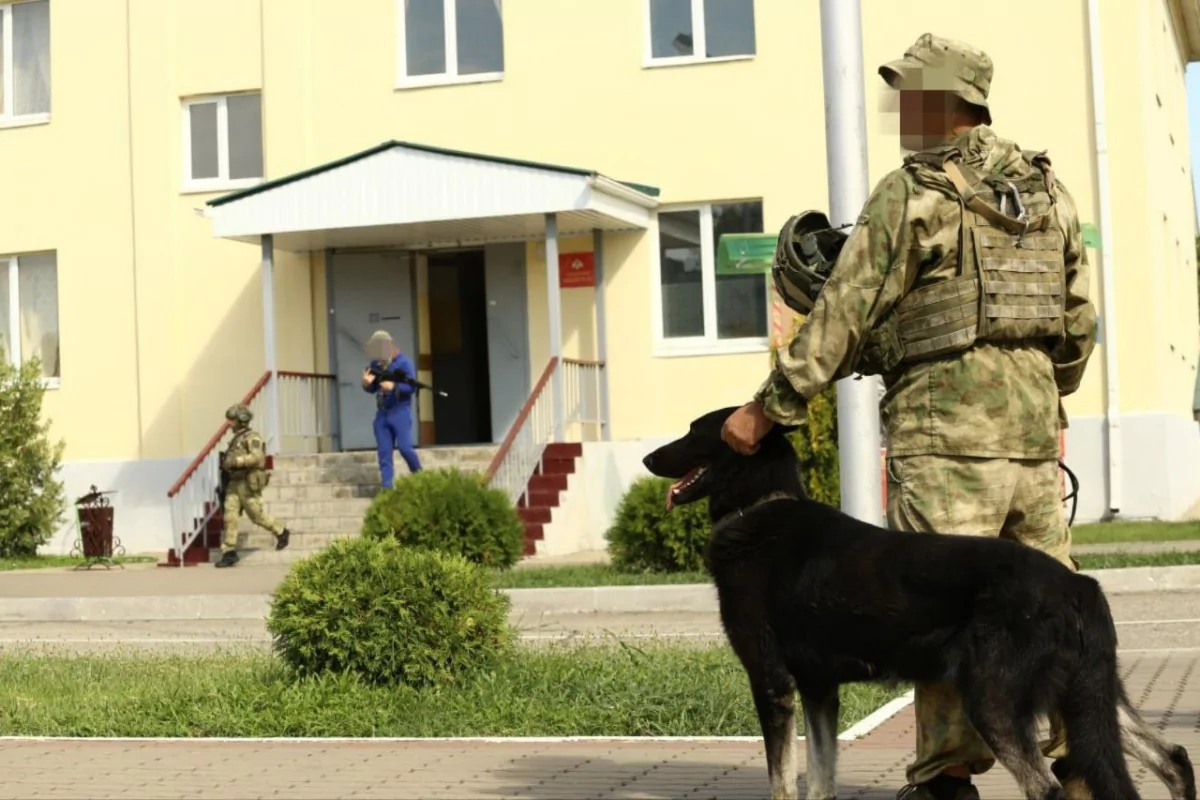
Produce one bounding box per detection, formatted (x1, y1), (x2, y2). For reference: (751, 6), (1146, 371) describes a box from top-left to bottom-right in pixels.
(559, 251), (595, 288)
(716, 233), (776, 275)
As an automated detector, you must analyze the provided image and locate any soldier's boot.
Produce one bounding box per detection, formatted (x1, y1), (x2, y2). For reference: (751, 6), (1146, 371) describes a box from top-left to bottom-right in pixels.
(276, 528), (290, 551)
(215, 550), (239, 568)
(898, 774), (981, 800)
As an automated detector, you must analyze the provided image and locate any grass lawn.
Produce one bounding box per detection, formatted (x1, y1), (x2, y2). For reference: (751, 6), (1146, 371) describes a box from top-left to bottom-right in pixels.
(496, 549), (1200, 590)
(0, 554), (156, 571)
(1073, 550), (1200, 570)
(495, 564), (709, 589)
(1072, 519), (1200, 545)
(0, 645), (906, 738)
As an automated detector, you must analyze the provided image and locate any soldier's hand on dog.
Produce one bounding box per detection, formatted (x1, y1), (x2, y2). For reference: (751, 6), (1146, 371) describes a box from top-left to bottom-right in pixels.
(721, 402), (775, 455)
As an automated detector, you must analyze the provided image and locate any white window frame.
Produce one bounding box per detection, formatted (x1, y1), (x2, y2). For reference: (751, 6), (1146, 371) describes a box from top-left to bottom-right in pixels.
(0, 0), (51, 130)
(180, 92), (263, 194)
(2, 253), (60, 389)
(650, 201), (771, 359)
(395, 0), (505, 90)
(643, 0), (756, 69)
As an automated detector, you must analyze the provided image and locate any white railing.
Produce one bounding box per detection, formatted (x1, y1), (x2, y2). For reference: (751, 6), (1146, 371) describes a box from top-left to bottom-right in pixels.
(166, 370), (340, 565)
(485, 360), (559, 507)
(277, 372), (338, 455)
(562, 358), (605, 443)
(485, 357), (607, 508)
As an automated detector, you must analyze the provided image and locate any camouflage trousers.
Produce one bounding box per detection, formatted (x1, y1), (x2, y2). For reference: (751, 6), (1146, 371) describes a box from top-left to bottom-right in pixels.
(886, 455), (1074, 788)
(221, 479), (284, 553)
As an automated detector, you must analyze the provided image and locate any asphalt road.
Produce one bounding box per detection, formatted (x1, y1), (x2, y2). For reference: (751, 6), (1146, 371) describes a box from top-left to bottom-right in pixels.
(1, 590), (1197, 655)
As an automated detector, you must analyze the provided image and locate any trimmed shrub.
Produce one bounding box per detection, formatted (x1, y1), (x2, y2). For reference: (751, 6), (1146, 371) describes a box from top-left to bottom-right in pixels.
(786, 385), (841, 508)
(0, 355), (65, 558)
(775, 316), (841, 508)
(267, 536), (515, 687)
(605, 476), (710, 573)
(361, 467), (524, 569)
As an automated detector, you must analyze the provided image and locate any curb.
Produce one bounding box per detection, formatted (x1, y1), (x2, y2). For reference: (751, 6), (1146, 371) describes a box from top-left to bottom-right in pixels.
(2, 565), (1199, 623)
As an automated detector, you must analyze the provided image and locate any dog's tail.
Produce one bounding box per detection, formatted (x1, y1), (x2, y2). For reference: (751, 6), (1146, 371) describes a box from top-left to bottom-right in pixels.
(1058, 577), (1140, 799)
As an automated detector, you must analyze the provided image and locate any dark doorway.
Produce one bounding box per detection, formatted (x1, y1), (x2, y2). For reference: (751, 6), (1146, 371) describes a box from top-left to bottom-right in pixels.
(428, 249), (493, 445)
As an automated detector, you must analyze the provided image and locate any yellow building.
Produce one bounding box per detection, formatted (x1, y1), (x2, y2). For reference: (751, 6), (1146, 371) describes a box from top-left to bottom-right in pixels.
(3, 0), (1197, 556)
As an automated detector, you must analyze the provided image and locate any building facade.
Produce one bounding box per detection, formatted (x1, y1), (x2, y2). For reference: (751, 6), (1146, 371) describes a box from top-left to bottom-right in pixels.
(2, 0), (1198, 554)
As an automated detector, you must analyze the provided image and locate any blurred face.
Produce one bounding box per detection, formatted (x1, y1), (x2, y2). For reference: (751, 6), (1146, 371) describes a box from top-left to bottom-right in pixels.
(366, 336), (396, 363)
(898, 90), (956, 152)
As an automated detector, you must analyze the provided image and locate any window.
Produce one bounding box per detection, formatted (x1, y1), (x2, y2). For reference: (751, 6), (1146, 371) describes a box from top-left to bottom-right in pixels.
(653, 201), (769, 355)
(0, 251), (59, 383)
(397, 0), (504, 88)
(0, 0), (51, 126)
(645, 0), (755, 66)
(181, 92), (263, 191)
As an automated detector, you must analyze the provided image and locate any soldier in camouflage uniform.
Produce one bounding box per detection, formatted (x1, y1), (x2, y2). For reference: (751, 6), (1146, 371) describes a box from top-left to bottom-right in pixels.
(721, 33), (1098, 800)
(215, 404), (290, 568)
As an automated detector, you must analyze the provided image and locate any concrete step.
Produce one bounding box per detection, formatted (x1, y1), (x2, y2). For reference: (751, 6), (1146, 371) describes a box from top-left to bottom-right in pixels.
(257, 447), (498, 498)
(247, 514), (363, 535)
(272, 446), (497, 475)
(256, 497), (374, 519)
(236, 530), (359, 550)
(200, 547), (329, 566)
(260, 483), (381, 502)
(236, 548), (327, 566)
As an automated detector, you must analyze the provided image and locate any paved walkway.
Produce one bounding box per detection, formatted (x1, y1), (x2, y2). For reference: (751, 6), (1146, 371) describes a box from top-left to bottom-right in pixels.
(0, 653), (1193, 799)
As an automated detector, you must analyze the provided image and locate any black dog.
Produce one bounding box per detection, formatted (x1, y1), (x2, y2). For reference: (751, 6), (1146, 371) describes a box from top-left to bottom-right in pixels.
(643, 407), (1195, 800)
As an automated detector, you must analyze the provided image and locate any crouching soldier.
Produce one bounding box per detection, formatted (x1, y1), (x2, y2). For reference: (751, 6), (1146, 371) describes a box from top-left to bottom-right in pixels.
(215, 403), (290, 568)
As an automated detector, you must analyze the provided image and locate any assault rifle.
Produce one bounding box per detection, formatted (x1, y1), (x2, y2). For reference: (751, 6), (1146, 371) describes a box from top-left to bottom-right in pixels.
(216, 449), (230, 508)
(368, 362), (449, 398)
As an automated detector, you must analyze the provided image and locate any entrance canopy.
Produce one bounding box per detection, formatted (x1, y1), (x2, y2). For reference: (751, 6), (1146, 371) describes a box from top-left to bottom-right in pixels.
(204, 140), (661, 251)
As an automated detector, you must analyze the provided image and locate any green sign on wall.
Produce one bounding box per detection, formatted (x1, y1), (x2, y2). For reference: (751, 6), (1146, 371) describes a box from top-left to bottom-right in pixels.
(716, 233), (776, 276)
(1081, 222), (1102, 249)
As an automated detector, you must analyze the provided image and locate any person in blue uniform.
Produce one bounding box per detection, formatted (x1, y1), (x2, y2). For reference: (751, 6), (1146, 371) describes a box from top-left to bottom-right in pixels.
(362, 330), (422, 488)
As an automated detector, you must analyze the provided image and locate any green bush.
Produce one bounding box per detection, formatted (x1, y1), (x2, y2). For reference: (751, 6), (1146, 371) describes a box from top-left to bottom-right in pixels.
(787, 385), (841, 508)
(361, 467), (524, 569)
(267, 536), (515, 687)
(605, 476), (710, 573)
(775, 317), (841, 508)
(0, 356), (65, 558)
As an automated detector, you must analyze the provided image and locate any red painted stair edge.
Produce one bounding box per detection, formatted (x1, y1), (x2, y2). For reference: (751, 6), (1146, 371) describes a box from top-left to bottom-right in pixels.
(519, 446), (583, 556)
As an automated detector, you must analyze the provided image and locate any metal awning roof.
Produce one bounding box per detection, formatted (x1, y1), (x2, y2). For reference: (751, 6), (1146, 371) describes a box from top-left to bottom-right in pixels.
(203, 141), (661, 252)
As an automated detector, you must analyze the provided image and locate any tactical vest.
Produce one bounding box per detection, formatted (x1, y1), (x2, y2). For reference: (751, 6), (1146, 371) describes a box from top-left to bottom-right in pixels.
(225, 428), (272, 492)
(889, 146), (1067, 366)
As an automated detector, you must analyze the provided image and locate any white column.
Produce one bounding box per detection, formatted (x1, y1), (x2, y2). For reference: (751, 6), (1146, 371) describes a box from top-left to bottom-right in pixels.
(545, 214), (565, 441)
(261, 234), (281, 455)
(819, 0), (884, 526)
(592, 229), (611, 440)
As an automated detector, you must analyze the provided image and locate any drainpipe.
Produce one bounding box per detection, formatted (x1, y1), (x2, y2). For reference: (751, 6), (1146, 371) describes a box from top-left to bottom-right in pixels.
(1086, 0), (1122, 518)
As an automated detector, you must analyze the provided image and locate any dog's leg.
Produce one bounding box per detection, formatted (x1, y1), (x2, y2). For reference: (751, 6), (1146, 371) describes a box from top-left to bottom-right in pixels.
(1117, 694), (1196, 800)
(799, 683), (839, 800)
(963, 689), (1063, 800)
(749, 669), (800, 800)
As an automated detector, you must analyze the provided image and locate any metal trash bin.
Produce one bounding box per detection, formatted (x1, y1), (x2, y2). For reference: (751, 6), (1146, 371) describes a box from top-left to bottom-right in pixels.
(73, 485), (123, 568)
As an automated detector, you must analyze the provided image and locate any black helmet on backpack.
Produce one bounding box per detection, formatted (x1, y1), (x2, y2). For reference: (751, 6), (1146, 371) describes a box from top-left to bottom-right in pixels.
(771, 211), (849, 315)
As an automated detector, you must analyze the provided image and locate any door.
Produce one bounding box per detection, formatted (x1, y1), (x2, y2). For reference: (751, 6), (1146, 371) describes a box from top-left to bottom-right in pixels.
(329, 252), (417, 451)
(428, 249), (492, 445)
(484, 243), (531, 443)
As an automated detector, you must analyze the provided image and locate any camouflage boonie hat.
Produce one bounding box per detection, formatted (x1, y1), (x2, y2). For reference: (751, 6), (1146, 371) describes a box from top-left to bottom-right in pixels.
(225, 403), (252, 424)
(879, 33), (993, 123)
